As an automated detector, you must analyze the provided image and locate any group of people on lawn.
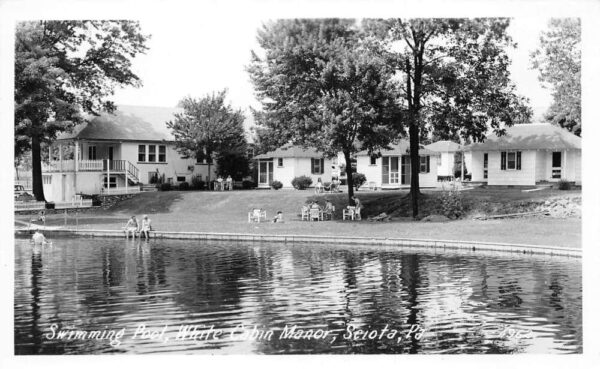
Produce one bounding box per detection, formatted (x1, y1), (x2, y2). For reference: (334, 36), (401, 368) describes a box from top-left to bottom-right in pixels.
(124, 215), (153, 240)
(314, 177), (342, 194)
(214, 175), (234, 191)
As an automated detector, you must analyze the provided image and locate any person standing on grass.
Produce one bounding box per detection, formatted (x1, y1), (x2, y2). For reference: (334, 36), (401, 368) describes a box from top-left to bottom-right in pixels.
(226, 175), (233, 190)
(140, 215), (152, 240)
(216, 175), (224, 191)
(351, 196), (362, 220)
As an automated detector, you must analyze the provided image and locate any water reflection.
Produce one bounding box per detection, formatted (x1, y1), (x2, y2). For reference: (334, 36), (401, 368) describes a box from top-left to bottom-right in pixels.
(14, 238), (582, 354)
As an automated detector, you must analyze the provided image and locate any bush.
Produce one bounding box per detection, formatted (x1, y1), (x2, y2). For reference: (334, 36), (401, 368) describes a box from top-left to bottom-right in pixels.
(191, 176), (205, 190)
(440, 187), (464, 219)
(558, 179), (572, 190)
(271, 180), (283, 190)
(242, 180), (256, 189)
(159, 182), (172, 191)
(292, 175), (313, 190)
(178, 181), (190, 191)
(352, 172), (367, 190)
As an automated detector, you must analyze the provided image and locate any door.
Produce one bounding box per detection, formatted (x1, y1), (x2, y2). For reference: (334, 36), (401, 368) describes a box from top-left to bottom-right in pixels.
(401, 156), (411, 185)
(552, 152), (562, 179)
(258, 160), (273, 185)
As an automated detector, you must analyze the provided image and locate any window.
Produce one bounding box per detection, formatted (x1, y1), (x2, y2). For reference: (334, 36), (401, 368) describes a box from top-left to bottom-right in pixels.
(88, 146), (97, 160)
(42, 175), (52, 184)
(500, 151), (521, 170)
(177, 176), (186, 182)
(483, 153), (488, 179)
(552, 152), (562, 178)
(419, 156), (430, 173)
(138, 145), (146, 162)
(148, 145), (156, 162)
(103, 176), (117, 188)
(370, 156), (377, 165)
(158, 145), (166, 162)
(278, 158), (283, 167)
(311, 158), (324, 174)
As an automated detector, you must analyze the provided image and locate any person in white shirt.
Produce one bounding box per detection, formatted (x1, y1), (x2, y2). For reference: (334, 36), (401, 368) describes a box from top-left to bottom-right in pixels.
(140, 215), (152, 240)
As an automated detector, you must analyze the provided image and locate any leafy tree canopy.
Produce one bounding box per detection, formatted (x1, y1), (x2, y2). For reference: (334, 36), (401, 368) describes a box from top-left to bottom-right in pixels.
(15, 20), (149, 200)
(167, 90), (248, 183)
(247, 19), (403, 203)
(531, 18), (581, 136)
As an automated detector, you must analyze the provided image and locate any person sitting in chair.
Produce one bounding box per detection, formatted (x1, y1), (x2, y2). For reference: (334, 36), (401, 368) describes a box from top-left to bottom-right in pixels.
(272, 211), (284, 223)
(315, 178), (324, 194)
(351, 196), (362, 220)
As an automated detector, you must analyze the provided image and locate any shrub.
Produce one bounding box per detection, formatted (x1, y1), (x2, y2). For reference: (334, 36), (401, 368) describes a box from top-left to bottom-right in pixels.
(558, 179), (572, 190)
(440, 187), (464, 219)
(191, 176), (205, 190)
(159, 182), (172, 191)
(292, 175), (313, 190)
(271, 180), (283, 190)
(178, 181), (190, 191)
(242, 180), (256, 189)
(352, 172), (367, 190)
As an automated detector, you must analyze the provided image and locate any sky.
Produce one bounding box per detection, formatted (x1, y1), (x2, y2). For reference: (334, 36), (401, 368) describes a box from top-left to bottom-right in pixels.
(110, 16), (554, 123)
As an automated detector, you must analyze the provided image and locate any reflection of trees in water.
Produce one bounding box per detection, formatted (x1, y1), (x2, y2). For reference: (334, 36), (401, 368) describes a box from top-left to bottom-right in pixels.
(15, 246), (44, 354)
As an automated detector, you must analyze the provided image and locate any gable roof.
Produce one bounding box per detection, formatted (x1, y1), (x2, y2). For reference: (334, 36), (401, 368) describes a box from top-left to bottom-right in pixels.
(466, 123), (581, 151)
(57, 105), (181, 142)
(425, 140), (462, 153)
(254, 145), (326, 159)
(357, 140), (437, 156)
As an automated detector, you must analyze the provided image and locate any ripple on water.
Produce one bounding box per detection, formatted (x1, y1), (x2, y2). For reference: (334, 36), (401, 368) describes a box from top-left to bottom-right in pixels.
(14, 238), (582, 354)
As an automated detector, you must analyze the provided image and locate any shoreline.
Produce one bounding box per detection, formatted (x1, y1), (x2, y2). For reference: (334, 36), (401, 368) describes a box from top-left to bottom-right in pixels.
(15, 228), (581, 258)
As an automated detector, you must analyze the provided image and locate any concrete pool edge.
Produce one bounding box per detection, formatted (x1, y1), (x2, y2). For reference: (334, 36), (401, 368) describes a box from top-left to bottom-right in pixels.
(14, 228), (581, 258)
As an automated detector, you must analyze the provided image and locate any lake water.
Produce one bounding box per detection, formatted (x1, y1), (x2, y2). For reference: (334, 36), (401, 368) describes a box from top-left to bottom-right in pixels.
(14, 238), (582, 354)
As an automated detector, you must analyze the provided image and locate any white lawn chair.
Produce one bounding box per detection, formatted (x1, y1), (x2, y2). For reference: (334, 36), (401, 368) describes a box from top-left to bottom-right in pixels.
(301, 206), (310, 221)
(343, 206), (355, 220)
(248, 208), (266, 223)
(309, 208), (322, 221)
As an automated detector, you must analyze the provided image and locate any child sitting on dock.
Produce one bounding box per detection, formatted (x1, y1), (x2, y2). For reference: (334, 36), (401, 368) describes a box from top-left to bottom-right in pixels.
(140, 215), (152, 240)
(124, 216), (138, 239)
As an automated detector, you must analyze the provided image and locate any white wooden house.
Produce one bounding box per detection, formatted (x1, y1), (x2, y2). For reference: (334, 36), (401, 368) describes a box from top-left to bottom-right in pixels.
(42, 105), (216, 202)
(355, 141), (439, 189)
(465, 123), (581, 186)
(253, 145), (333, 188)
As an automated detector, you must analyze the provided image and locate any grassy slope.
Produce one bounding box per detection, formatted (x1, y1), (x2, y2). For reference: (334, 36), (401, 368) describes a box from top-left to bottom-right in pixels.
(18, 187), (581, 248)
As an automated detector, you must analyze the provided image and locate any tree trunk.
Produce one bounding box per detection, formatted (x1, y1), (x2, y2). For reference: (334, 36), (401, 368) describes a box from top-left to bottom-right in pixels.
(409, 123), (420, 218)
(343, 151), (355, 206)
(207, 162), (212, 189)
(31, 134), (46, 202)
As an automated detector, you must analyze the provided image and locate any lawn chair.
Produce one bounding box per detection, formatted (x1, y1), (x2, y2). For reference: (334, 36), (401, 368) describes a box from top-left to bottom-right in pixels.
(309, 207), (322, 221)
(343, 206), (356, 220)
(301, 206), (310, 221)
(248, 208), (267, 223)
(368, 181), (377, 191)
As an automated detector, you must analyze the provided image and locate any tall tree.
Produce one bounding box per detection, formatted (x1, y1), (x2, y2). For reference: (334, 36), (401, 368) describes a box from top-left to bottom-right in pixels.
(368, 18), (531, 216)
(531, 18), (581, 136)
(15, 20), (149, 201)
(248, 19), (403, 205)
(167, 90), (247, 184)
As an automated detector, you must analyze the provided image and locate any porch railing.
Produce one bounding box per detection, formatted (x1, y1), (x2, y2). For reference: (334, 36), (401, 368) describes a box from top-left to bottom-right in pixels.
(79, 160), (103, 171)
(14, 201), (46, 211)
(42, 159), (138, 180)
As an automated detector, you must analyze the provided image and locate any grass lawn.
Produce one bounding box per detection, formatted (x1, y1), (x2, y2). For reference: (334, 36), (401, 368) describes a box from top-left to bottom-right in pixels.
(16, 187), (582, 248)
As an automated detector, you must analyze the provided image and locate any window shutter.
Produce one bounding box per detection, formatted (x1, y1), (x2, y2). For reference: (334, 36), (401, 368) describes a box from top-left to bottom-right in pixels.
(311, 159), (315, 174)
(321, 158), (324, 174)
(516, 151), (521, 170)
(426, 156), (430, 173)
(501, 152), (506, 170)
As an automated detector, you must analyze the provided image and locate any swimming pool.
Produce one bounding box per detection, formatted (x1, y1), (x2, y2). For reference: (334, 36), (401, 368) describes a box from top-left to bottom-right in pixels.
(14, 238), (582, 354)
